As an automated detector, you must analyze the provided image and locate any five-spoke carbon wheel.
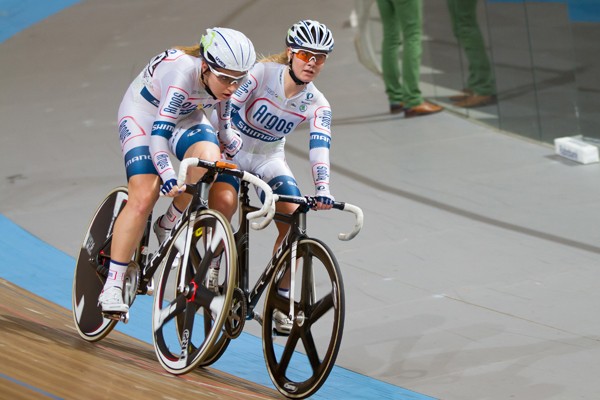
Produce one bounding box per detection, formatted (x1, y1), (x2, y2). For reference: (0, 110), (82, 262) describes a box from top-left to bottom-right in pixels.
(152, 209), (237, 374)
(262, 238), (345, 399)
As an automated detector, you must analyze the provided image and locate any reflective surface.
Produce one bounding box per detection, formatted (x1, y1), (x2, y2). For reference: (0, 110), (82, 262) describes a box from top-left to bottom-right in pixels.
(357, 0), (600, 143)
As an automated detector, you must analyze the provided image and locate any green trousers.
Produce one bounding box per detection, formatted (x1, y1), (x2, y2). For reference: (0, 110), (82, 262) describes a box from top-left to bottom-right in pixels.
(447, 0), (496, 96)
(376, 0), (424, 108)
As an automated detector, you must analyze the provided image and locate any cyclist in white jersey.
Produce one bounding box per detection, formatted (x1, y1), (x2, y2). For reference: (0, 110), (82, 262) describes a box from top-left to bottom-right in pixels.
(209, 20), (336, 334)
(98, 27), (256, 314)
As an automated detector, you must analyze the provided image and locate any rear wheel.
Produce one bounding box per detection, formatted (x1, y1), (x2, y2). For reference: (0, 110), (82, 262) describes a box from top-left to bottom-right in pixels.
(72, 187), (140, 341)
(152, 209), (237, 374)
(262, 238), (345, 399)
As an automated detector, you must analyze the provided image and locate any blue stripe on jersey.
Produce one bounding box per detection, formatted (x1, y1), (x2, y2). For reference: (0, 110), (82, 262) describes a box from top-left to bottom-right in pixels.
(140, 87), (160, 107)
(267, 175), (301, 197)
(174, 123), (219, 160)
(151, 121), (176, 139)
(309, 132), (331, 149)
(124, 146), (158, 179)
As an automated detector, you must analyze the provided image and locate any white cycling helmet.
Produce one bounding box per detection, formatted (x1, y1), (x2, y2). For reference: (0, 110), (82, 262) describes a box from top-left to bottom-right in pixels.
(285, 20), (334, 54)
(200, 27), (256, 72)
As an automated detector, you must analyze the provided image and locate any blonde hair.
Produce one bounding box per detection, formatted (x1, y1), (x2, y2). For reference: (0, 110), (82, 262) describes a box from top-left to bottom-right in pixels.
(174, 44), (201, 57)
(259, 50), (288, 64)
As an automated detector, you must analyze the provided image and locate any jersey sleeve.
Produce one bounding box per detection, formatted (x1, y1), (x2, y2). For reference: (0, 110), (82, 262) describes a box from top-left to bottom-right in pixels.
(214, 100), (234, 143)
(308, 100), (333, 196)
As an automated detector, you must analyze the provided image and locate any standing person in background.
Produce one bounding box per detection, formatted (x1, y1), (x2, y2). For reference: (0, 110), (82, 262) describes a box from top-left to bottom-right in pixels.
(447, 0), (497, 108)
(98, 27), (256, 315)
(376, 0), (443, 117)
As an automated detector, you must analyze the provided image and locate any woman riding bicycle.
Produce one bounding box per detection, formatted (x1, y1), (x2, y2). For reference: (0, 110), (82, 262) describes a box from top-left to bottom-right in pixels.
(98, 27), (256, 313)
(208, 20), (336, 334)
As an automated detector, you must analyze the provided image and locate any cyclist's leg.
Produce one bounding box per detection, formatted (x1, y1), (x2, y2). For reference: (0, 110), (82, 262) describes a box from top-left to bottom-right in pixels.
(153, 112), (221, 241)
(209, 180), (239, 220)
(255, 158), (301, 334)
(258, 157), (301, 283)
(100, 112), (160, 313)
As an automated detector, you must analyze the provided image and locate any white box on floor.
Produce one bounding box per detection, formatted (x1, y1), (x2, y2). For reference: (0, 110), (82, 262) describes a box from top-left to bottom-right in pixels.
(554, 136), (599, 164)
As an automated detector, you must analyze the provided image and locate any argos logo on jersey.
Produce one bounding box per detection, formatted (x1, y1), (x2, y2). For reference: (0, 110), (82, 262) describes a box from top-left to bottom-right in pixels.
(313, 106), (332, 133)
(233, 74), (258, 102)
(246, 98), (305, 135)
(218, 100), (232, 121)
(160, 86), (197, 119)
(153, 151), (172, 175)
(118, 116), (146, 149)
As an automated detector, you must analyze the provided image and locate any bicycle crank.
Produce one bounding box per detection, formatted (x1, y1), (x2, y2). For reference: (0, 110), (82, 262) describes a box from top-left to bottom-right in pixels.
(224, 287), (246, 339)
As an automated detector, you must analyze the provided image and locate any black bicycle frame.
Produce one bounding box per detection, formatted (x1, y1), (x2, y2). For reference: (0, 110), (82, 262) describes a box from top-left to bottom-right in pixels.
(234, 181), (309, 319)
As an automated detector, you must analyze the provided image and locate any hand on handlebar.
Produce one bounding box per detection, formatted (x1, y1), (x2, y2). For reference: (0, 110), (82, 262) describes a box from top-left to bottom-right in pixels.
(314, 193), (334, 210)
(160, 178), (186, 197)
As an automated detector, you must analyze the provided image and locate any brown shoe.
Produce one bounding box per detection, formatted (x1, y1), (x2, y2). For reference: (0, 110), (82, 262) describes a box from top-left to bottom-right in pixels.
(390, 103), (404, 114)
(404, 101), (443, 118)
(453, 94), (496, 108)
(449, 89), (474, 102)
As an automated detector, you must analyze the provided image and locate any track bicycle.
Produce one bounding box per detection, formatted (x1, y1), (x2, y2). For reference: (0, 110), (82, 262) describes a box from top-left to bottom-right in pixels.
(72, 158), (274, 364)
(152, 157), (364, 398)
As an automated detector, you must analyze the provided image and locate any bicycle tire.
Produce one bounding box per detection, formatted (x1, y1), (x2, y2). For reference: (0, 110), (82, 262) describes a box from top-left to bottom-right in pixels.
(262, 238), (345, 399)
(72, 186), (131, 341)
(152, 209), (237, 374)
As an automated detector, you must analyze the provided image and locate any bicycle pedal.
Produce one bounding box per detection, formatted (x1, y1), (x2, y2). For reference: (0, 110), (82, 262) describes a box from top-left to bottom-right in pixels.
(102, 311), (129, 323)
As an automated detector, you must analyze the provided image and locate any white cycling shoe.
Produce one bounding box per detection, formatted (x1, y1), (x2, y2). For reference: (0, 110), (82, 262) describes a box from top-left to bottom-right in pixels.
(98, 286), (129, 313)
(153, 217), (170, 245)
(273, 309), (293, 335)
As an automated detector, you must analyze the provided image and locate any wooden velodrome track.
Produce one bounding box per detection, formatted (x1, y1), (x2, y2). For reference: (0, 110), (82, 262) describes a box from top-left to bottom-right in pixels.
(0, 278), (281, 399)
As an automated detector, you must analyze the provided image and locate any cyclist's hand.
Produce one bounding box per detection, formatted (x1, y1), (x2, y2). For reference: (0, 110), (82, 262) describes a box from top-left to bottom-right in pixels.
(160, 178), (186, 197)
(314, 193), (334, 210)
(221, 132), (243, 159)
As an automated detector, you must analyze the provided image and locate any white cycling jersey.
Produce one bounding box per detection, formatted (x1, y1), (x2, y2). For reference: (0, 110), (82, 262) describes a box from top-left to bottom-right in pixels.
(118, 48), (231, 181)
(225, 61), (333, 197)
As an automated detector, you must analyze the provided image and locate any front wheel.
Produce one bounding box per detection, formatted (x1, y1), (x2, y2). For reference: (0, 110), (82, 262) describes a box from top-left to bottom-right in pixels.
(262, 238), (345, 399)
(152, 209), (237, 374)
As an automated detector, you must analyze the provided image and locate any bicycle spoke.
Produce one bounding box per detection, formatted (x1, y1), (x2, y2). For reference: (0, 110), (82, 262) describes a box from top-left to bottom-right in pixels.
(309, 291), (334, 321)
(154, 294), (187, 329)
(300, 328), (321, 373)
(277, 330), (301, 373)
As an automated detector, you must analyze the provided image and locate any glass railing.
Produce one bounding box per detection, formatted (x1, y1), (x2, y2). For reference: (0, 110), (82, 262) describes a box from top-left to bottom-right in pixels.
(354, 0), (600, 144)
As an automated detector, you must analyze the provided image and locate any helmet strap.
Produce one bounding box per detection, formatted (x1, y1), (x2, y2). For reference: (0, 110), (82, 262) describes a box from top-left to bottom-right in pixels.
(288, 59), (307, 86)
(201, 65), (218, 100)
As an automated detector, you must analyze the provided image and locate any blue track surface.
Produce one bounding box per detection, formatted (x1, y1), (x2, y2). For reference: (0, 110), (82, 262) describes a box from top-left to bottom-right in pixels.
(0, 215), (435, 400)
(0, 0), (81, 43)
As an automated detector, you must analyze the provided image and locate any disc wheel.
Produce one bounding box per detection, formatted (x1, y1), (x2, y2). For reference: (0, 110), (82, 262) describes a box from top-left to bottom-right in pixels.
(72, 187), (139, 341)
